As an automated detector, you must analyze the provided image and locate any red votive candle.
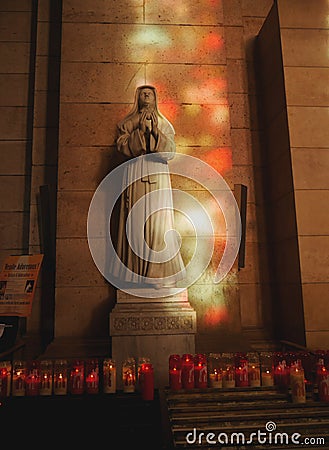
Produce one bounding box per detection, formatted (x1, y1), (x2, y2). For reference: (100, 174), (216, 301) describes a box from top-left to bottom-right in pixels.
(40, 360), (53, 396)
(0, 363), (10, 398)
(122, 357), (136, 393)
(169, 354), (182, 391)
(69, 360), (85, 395)
(85, 359), (99, 394)
(25, 361), (41, 396)
(12, 360), (26, 396)
(247, 352), (261, 387)
(138, 357), (151, 391)
(53, 359), (68, 395)
(235, 353), (249, 388)
(221, 353), (235, 388)
(318, 369), (329, 402)
(181, 354), (194, 390)
(315, 356), (326, 386)
(140, 363), (154, 401)
(274, 362), (290, 391)
(290, 360), (306, 404)
(317, 359), (329, 402)
(194, 354), (208, 389)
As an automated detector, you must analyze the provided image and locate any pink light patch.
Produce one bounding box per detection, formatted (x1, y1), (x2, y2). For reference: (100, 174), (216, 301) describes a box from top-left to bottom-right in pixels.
(200, 147), (232, 175)
(203, 32), (223, 51)
(159, 101), (179, 123)
(204, 305), (229, 326)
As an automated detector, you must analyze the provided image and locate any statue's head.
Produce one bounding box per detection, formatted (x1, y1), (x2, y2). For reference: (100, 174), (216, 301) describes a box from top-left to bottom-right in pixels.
(118, 84), (175, 135)
(137, 86), (156, 112)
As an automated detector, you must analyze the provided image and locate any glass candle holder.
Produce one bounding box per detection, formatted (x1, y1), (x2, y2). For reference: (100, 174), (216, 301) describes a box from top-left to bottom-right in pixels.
(0, 361), (11, 397)
(247, 352), (261, 387)
(235, 353), (249, 388)
(194, 353), (208, 389)
(221, 352), (235, 388)
(314, 352), (326, 394)
(298, 351), (313, 389)
(85, 359), (99, 394)
(181, 354), (194, 390)
(26, 360), (41, 396)
(274, 353), (290, 391)
(140, 363), (154, 401)
(317, 363), (329, 402)
(12, 360), (26, 396)
(169, 354), (182, 391)
(53, 359), (68, 395)
(40, 360), (53, 396)
(137, 356), (151, 391)
(208, 353), (223, 389)
(273, 351), (284, 367)
(103, 358), (116, 394)
(286, 351), (297, 368)
(290, 360), (306, 404)
(69, 359), (85, 395)
(259, 352), (274, 387)
(122, 357), (136, 393)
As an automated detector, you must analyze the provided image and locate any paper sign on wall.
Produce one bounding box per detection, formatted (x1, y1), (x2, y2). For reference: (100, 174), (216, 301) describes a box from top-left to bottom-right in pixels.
(0, 254), (43, 317)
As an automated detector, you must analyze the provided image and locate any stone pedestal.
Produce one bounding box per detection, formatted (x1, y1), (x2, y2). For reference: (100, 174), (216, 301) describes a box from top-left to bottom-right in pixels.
(110, 288), (196, 388)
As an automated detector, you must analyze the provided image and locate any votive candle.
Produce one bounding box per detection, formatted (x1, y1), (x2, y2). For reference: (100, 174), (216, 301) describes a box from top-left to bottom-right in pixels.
(140, 363), (154, 401)
(194, 354), (208, 389)
(69, 360), (85, 395)
(40, 360), (53, 396)
(0, 361), (11, 397)
(103, 358), (116, 394)
(169, 354), (182, 391)
(122, 357), (136, 393)
(12, 360), (26, 396)
(53, 359), (68, 395)
(25, 361), (41, 396)
(85, 359), (99, 394)
(181, 354), (194, 390)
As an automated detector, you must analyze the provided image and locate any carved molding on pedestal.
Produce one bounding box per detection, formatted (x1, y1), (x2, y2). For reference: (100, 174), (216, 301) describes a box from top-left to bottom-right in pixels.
(110, 288), (197, 336)
(111, 311), (196, 336)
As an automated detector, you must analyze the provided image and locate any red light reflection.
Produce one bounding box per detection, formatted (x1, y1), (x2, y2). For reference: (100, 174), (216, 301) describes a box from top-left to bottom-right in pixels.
(200, 147), (232, 175)
(203, 32), (224, 51)
(204, 305), (229, 326)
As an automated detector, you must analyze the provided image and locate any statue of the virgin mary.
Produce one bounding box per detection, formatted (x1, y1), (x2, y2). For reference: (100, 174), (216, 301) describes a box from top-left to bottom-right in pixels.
(111, 85), (186, 288)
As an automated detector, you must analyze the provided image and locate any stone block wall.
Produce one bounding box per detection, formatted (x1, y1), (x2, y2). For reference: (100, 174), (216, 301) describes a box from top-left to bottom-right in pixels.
(54, 0), (275, 355)
(0, 1), (34, 267)
(0, 1), (61, 357)
(256, 0), (329, 349)
(0, 0), (281, 357)
(256, 1), (305, 345)
(277, 0), (329, 348)
(1, 0), (327, 357)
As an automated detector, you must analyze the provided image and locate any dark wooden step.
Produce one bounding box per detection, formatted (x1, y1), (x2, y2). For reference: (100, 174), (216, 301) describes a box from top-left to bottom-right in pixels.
(163, 387), (329, 448)
(173, 424), (329, 448)
(170, 405), (329, 424)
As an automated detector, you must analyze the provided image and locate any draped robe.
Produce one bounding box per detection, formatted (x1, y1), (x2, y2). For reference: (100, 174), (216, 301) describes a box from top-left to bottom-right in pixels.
(111, 104), (186, 287)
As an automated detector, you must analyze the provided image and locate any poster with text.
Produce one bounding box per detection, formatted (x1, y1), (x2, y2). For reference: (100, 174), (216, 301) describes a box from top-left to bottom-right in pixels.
(0, 254), (43, 317)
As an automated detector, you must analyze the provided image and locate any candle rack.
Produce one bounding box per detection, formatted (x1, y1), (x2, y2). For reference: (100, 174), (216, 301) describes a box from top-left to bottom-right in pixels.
(1, 349), (329, 403)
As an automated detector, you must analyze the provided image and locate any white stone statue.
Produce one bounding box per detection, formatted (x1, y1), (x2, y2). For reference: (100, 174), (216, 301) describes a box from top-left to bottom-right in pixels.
(111, 85), (186, 288)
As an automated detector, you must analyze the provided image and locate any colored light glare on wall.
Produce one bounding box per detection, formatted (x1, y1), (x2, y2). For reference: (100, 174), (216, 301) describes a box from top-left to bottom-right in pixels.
(125, 2), (236, 322)
(203, 271), (239, 327)
(203, 31), (223, 51)
(184, 78), (227, 104)
(211, 103), (230, 125)
(204, 304), (229, 326)
(134, 26), (172, 47)
(200, 148), (232, 175)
